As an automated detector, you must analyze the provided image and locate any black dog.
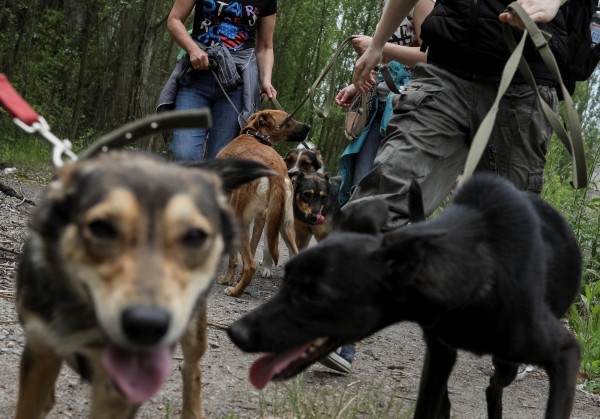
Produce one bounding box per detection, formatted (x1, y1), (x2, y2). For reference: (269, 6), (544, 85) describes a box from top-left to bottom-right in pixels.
(228, 174), (582, 419)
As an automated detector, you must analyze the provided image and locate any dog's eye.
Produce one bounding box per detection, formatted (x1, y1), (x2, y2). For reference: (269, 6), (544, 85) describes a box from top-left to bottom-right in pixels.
(180, 228), (208, 248)
(302, 191), (314, 199)
(87, 219), (118, 240)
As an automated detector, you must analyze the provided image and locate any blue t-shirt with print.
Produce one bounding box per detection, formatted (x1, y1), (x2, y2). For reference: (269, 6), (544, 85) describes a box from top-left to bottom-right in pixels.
(192, 0), (277, 51)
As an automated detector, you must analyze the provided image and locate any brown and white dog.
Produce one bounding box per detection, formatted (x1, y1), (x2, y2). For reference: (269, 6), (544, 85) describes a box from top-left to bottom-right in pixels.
(14, 151), (272, 419)
(283, 147), (323, 178)
(216, 109), (311, 297)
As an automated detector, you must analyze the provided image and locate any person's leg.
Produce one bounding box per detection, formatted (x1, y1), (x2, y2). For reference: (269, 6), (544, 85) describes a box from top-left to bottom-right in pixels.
(170, 71), (214, 161)
(204, 84), (244, 158)
(344, 64), (474, 230)
(475, 84), (557, 194)
(352, 104), (385, 186)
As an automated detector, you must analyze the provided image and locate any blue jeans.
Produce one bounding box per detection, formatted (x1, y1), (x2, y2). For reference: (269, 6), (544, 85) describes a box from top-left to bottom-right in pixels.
(353, 103), (385, 187)
(171, 69), (243, 160)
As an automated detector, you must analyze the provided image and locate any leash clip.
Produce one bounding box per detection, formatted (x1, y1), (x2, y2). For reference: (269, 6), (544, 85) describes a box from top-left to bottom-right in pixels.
(13, 116), (78, 167)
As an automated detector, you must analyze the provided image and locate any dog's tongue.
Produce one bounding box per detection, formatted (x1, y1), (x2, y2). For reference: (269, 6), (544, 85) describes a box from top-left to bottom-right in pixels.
(102, 345), (173, 404)
(249, 342), (313, 389)
(314, 213), (325, 225)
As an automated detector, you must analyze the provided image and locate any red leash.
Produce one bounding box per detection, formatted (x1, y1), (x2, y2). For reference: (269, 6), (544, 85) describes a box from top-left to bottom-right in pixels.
(0, 73), (77, 166)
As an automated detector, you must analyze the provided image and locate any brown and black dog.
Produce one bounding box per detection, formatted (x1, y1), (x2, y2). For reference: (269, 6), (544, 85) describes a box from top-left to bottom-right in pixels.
(292, 172), (342, 250)
(283, 147), (323, 178)
(15, 151), (272, 419)
(216, 109), (311, 297)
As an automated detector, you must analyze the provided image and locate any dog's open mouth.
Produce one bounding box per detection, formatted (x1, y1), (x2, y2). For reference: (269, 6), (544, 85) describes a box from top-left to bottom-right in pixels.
(101, 345), (173, 404)
(249, 337), (338, 389)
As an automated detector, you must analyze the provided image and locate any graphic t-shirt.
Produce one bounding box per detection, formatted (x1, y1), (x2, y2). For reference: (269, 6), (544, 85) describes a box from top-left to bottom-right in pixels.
(192, 0), (277, 50)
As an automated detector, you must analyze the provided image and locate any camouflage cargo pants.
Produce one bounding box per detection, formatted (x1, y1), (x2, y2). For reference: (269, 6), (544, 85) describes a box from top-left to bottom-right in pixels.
(343, 63), (558, 230)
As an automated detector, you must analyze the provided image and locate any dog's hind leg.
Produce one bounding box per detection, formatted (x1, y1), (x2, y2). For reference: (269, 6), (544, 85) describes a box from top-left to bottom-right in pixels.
(543, 327), (581, 419)
(179, 301), (208, 419)
(486, 359), (520, 419)
(16, 344), (62, 419)
(89, 367), (139, 418)
(226, 232), (257, 297)
(218, 251), (238, 285)
(414, 336), (456, 419)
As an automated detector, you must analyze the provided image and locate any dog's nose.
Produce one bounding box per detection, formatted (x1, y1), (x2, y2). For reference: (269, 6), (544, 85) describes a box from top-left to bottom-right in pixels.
(287, 168), (299, 178)
(121, 305), (171, 346)
(227, 321), (255, 351)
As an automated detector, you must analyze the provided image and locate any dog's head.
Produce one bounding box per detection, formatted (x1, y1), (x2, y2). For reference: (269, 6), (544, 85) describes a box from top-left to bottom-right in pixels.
(284, 148), (323, 179)
(20, 151), (272, 402)
(244, 109), (311, 144)
(227, 185), (450, 389)
(291, 172), (332, 225)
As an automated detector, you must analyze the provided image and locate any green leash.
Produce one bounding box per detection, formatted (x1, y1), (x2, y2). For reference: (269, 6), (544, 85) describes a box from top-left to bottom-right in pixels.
(459, 2), (587, 189)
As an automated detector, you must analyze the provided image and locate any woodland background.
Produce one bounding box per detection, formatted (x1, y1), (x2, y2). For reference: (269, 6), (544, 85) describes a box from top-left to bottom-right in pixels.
(0, 0), (384, 169)
(1, 0), (600, 392)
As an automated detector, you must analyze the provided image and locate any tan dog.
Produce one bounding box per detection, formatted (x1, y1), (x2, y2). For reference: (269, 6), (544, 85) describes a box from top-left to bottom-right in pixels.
(216, 109), (311, 297)
(15, 151), (271, 419)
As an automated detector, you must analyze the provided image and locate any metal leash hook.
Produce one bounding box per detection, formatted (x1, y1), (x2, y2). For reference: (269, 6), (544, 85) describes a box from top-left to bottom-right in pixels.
(0, 74), (77, 167)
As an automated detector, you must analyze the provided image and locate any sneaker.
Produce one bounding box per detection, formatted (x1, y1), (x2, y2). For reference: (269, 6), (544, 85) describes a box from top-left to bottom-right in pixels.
(318, 343), (355, 374)
(489, 363), (533, 380)
(515, 364), (534, 381)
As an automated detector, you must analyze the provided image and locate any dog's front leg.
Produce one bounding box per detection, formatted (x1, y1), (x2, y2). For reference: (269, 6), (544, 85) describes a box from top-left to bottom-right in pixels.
(413, 335), (456, 419)
(179, 301), (208, 419)
(16, 344), (63, 419)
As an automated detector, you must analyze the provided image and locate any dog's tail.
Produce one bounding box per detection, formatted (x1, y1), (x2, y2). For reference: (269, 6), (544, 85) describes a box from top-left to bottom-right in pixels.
(265, 176), (286, 265)
(408, 179), (425, 223)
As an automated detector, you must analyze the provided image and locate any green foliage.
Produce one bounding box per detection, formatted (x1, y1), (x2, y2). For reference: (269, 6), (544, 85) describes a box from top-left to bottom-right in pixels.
(543, 69), (600, 392)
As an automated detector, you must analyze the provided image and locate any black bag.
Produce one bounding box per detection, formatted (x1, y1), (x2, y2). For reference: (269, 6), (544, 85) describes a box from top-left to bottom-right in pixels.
(561, 0), (600, 95)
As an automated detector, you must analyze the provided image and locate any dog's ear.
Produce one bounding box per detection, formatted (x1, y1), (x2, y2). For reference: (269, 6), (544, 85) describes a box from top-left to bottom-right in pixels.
(408, 179), (425, 223)
(183, 159), (274, 193)
(340, 199), (388, 234)
(315, 150), (324, 170)
(379, 229), (447, 284)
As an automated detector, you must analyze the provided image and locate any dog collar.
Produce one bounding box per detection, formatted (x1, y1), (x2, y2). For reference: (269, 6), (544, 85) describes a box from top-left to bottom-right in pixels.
(242, 128), (274, 147)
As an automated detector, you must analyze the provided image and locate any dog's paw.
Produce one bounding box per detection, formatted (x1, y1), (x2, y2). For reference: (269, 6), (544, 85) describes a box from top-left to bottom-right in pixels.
(260, 266), (273, 278)
(217, 275), (230, 285)
(225, 286), (241, 297)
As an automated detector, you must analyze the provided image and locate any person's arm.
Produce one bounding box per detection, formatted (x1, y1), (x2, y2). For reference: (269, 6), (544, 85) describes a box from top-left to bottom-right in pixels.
(353, 0), (419, 92)
(256, 14), (277, 99)
(499, 0), (566, 28)
(167, 0), (210, 70)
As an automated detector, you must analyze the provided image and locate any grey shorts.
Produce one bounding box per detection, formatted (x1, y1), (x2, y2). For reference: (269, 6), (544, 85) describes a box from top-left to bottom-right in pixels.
(343, 63), (558, 230)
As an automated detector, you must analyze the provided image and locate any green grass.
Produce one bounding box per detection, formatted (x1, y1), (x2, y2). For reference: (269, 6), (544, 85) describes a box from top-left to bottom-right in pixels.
(256, 375), (412, 418)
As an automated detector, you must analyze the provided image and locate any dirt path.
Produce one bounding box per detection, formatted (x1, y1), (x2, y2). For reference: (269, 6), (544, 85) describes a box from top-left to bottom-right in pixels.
(1, 170), (599, 418)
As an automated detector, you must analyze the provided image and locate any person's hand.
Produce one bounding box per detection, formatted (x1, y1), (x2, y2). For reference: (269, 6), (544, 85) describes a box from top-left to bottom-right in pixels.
(351, 35), (373, 56)
(335, 84), (358, 108)
(498, 0), (563, 29)
(262, 82), (277, 99)
(189, 47), (211, 70)
(352, 47), (381, 93)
